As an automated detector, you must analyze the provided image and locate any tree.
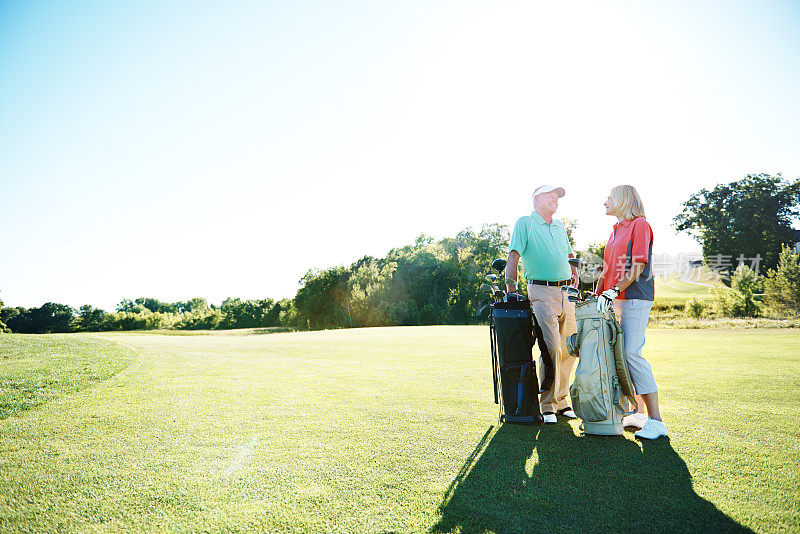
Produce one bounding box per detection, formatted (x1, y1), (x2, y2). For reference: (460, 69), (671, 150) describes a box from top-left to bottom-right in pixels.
(674, 174), (800, 274)
(116, 298), (136, 312)
(562, 217), (578, 249)
(294, 267), (351, 330)
(730, 264), (761, 317)
(6, 303), (75, 333)
(78, 305), (106, 331)
(584, 242), (606, 261)
(763, 244), (800, 317)
(1, 306), (21, 332)
(220, 298), (276, 329)
(0, 295), (7, 333)
(184, 297), (209, 313)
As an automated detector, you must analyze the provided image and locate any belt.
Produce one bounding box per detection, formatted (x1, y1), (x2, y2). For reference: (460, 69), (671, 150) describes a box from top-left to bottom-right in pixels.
(529, 279), (572, 287)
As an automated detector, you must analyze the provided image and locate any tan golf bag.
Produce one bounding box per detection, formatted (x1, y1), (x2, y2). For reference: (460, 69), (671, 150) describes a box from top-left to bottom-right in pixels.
(566, 300), (638, 435)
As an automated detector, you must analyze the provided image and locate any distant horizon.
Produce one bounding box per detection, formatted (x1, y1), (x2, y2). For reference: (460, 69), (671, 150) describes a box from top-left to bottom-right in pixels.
(3, 235), (712, 313)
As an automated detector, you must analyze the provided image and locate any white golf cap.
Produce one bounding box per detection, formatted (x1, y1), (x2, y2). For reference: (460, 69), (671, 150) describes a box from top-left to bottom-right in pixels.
(533, 184), (566, 198)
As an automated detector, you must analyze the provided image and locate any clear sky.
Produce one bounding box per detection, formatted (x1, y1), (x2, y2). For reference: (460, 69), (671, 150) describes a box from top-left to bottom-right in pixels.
(2, 0), (799, 311)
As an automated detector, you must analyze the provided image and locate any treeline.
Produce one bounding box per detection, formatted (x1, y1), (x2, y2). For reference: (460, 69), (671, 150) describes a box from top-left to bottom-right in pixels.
(0, 297), (294, 334)
(1, 224), (516, 333)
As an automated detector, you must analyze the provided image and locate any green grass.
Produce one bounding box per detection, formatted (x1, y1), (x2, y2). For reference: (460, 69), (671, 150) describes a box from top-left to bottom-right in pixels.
(0, 335), (135, 419)
(654, 277), (716, 300)
(1, 328), (798, 532)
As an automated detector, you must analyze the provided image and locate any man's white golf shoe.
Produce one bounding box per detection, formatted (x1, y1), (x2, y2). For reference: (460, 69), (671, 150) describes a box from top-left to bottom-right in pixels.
(622, 412), (648, 429)
(558, 407), (577, 419)
(543, 413), (557, 424)
(634, 418), (669, 440)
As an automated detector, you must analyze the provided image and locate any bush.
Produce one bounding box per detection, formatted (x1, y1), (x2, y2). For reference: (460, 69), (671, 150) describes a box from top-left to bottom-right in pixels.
(711, 286), (733, 316)
(101, 311), (150, 331)
(763, 245), (800, 317)
(686, 297), (706, 318)
(711, 265), (761, 318)
(649, 299), (685, 321)
(730, 264), (761, 317)
(175, 309), (223, 330)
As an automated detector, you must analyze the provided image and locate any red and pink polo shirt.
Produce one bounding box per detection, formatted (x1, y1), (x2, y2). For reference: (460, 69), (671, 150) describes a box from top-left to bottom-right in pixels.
(600, 217), (654, 301)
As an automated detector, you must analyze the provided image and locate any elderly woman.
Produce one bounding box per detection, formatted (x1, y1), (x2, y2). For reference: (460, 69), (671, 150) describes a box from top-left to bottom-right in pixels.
(595, 185), (667, 440)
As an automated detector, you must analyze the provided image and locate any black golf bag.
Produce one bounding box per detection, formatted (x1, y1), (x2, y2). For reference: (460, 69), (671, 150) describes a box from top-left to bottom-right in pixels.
(490, 298), (554, 425)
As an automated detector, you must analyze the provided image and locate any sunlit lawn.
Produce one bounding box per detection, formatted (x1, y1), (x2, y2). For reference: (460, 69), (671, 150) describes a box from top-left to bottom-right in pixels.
(1, 327), (798, 532)
(654, 276), (717, 299)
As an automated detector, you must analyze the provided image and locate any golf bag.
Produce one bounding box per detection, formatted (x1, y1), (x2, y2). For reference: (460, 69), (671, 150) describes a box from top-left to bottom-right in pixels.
(566, 301), (638, 435)
(490, 298), (554, 425)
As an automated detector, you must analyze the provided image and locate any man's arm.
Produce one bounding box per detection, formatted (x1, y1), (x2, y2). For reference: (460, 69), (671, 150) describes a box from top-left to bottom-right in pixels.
(506, 251), (520, 293)
(569, 253), (578, 288)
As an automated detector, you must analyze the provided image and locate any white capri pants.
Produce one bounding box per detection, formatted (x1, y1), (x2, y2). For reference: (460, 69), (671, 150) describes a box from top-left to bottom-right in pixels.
(613, 299), (658, 395)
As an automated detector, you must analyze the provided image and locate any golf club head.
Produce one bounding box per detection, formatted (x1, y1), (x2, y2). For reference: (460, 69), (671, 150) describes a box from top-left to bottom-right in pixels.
(492, 258), (507, 274)
(494, 290), (505, 301)
(582, 291), (596, 301)
(485, 274), (498, 283)
(480, 283), (494, 293)
(560, 285), (569, 292)
(565, 287), (580, 296)
(567, 295), (582, 303)
(506, 292), (524, 302)
(568, 258), (581, 268)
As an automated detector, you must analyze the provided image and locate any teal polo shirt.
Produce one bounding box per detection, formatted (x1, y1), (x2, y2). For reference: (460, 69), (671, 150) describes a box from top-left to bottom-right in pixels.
(509, 212), (574, 281)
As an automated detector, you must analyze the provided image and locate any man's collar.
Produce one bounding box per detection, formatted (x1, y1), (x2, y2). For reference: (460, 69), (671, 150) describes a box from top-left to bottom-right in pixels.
(531, 211), (553, 225)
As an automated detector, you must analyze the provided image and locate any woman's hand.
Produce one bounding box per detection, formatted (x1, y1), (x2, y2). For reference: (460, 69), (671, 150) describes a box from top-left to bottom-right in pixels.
(597, 288), (619, 312)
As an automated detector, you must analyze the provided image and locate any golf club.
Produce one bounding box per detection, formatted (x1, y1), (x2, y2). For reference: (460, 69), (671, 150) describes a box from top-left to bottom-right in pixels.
(492, 258), (507, 274)
(490, 258), (509, 302)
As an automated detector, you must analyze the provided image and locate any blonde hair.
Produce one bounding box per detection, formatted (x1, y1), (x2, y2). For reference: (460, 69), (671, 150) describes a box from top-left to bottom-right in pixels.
(610, 185), (646, 220)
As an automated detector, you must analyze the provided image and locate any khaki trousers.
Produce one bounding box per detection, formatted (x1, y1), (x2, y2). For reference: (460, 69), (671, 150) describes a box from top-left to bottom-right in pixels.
(528, 284), (578, 413)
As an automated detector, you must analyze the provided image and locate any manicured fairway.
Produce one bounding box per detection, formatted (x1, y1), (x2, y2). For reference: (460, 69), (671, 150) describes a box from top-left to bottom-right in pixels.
(1, 327), (798, 532)
(654, 277), (715, 299)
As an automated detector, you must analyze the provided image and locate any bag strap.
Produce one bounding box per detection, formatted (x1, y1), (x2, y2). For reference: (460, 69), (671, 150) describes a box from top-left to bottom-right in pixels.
(612, 376), (636, 416)
(609, 316), (638, 414)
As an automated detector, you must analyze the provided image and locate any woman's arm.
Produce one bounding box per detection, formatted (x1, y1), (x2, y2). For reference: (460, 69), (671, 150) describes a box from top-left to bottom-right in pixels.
(597, 261), (647, 312)
(595, 272), (606, 296)
(615, 261), (647, 293)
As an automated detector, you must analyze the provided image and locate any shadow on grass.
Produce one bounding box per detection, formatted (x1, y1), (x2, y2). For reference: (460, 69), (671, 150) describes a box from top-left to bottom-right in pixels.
(431, 422), (753, 534)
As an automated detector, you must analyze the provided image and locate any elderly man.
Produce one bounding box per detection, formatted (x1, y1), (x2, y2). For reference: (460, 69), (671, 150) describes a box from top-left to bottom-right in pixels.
(505, 185), (578, 424)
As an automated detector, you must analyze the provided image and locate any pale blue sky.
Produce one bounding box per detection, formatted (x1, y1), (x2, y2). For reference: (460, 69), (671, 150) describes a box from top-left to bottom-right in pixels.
(2, 0), (799, 311)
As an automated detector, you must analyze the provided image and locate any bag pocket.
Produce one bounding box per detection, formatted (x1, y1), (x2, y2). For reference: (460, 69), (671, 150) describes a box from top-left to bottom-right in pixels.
(502, 362), (533, 416)
(569, 328), (608, 422)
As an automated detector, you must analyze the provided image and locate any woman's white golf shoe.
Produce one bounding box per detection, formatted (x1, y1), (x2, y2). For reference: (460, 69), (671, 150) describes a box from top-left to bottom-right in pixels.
(634, 418), (669, 440)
